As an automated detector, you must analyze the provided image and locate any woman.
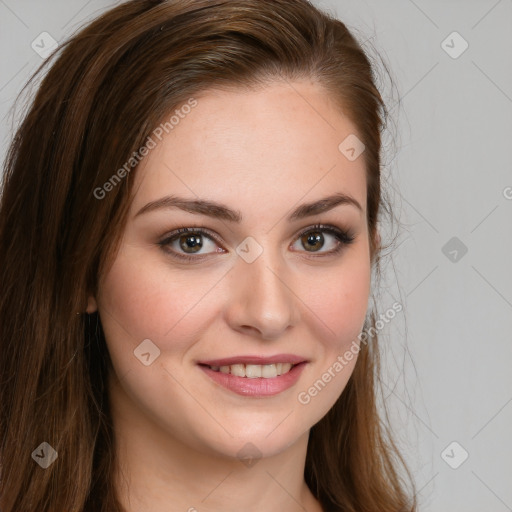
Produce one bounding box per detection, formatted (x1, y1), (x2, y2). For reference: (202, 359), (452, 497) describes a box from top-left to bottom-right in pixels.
(0, 0), (416, 510)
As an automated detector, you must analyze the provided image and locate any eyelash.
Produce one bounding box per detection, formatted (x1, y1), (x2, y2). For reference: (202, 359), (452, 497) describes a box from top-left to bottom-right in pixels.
(158, 224), (356, 263)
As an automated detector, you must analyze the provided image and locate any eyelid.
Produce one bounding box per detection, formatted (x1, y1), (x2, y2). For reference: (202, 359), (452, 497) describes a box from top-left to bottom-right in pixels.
(160, 226), (227, 247)
(294, 223), (350, 241)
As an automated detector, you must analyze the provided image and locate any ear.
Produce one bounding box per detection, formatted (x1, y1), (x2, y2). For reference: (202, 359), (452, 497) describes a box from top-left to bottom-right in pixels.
(86, 295), (98, 314)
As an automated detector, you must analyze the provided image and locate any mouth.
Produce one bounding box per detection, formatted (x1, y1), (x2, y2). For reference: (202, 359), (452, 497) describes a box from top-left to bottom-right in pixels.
(196, 355), (308, 397)
(197, 354), (307, 379)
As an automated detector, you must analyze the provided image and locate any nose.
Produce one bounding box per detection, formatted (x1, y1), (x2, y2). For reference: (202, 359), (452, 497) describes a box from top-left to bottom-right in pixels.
(224, 253), (301, 340)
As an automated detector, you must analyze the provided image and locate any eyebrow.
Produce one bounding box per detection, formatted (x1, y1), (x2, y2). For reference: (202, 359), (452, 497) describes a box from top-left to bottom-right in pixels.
(134, 192), (363, 222)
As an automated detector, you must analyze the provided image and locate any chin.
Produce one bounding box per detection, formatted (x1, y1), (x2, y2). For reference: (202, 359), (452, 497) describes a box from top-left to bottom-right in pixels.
(180, 407), (318, 463)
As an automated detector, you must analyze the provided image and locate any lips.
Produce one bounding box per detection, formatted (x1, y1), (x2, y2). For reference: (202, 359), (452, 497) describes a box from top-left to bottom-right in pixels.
(196, 353), (309, 397)
(198, 361), (308, 397)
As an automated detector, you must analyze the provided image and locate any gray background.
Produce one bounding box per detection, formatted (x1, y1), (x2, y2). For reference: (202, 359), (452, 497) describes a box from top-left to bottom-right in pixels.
(1, 1), (511, 510)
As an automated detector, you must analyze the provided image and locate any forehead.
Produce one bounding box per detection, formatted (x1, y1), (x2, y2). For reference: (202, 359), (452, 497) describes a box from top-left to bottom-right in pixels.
(131, 80), (367, 218)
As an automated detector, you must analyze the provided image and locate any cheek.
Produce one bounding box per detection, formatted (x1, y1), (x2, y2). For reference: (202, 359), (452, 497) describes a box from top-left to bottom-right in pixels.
(294, 258), (370, 411)
(97, 246), (225, 355)
(301, 252), (371, 350)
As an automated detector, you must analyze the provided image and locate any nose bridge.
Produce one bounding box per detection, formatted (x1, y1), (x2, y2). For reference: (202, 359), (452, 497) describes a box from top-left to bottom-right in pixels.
(227, 243), (300, 339)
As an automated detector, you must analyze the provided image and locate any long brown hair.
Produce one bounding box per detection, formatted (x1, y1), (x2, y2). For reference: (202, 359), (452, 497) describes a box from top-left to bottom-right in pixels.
(0, 1), (416, 510)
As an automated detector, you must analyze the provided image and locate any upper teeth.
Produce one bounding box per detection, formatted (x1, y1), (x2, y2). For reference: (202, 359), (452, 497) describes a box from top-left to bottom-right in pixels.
(208, 363), (294, 378)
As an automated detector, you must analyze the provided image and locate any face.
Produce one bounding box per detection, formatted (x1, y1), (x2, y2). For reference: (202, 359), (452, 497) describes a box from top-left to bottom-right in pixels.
(90, 80), (372, 460)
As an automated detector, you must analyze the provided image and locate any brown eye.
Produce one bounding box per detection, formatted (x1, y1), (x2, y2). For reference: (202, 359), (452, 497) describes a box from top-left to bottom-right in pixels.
(301, 231), (324, 252)
(179, 233), (203, 253)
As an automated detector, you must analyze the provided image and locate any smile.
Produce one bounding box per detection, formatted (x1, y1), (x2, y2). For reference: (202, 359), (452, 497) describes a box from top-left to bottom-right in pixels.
(198, 361), (308, 397)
